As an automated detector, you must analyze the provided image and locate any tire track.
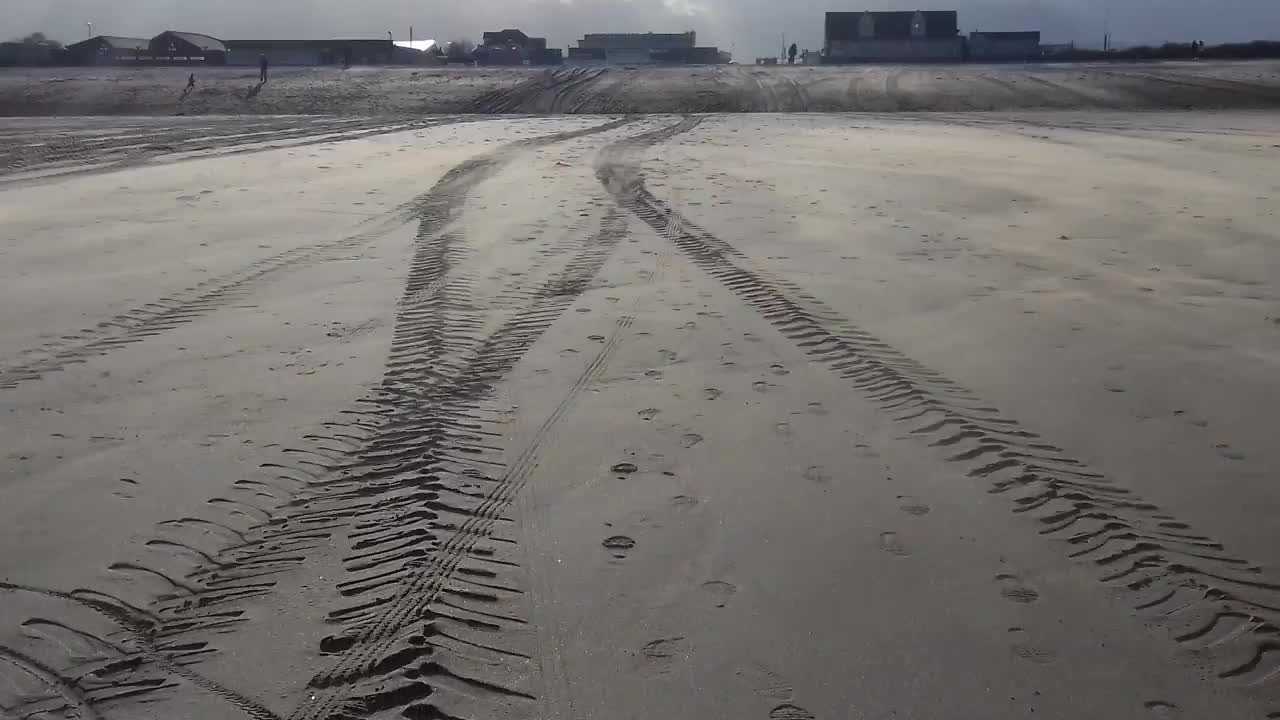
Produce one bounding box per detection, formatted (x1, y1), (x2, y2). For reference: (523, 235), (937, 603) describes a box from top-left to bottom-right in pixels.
(0, 116), (475, 187)
(848, 67), (887, 111)
(0, 643), (100, 720)
(0, 216), (396, 391)
(0, 117), (639, 720)
(1019, 73), (1114, 108)
(0, 117), (631, 392)
(463, 68), (605, 114)
(778, 74), (812, 111)
(0, 581), (278, 720)
(884, 69), (918, 111)
(598, 116), (1280, 715)
(1102, 69), (1280, 105)
(547, 68), (609, 113)
(285, 208), (633, 720)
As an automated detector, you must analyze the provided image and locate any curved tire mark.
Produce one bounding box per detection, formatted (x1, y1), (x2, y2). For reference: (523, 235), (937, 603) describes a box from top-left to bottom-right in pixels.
(598, 115), (1280, 715)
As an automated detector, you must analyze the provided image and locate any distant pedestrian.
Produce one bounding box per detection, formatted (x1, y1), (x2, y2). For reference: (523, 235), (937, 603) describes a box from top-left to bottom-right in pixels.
(259, 54), (269, 83)
(1193, 40), (1204, 59)
(788, 42), (798, 65)
(187, 73), (196, 90)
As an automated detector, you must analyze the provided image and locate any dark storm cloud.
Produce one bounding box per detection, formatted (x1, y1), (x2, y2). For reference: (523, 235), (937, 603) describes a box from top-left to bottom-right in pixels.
(9, 0), (1280, 57)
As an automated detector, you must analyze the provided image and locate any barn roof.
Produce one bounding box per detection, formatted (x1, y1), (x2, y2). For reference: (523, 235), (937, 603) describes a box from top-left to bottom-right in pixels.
(67, 35), (149, 50)
(156, 31), (228, 52)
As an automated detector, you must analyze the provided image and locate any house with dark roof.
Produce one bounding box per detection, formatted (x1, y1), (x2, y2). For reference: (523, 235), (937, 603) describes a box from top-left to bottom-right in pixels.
(568, 31), (724, 65)
(478, 29), (560, 65)
(149, 31), (228, 64)
(825, 10), (964, 62)
(65, 36), (150, 64)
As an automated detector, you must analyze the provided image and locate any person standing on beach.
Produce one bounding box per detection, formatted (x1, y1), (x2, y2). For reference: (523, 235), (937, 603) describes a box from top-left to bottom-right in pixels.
(788, 43), (798, 65)
(259, 54), (269, 83)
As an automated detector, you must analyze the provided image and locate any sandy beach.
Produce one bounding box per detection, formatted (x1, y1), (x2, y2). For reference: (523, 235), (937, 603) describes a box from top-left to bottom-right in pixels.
(3, 61), (1280, 116)
(2, 108), (1280, 719)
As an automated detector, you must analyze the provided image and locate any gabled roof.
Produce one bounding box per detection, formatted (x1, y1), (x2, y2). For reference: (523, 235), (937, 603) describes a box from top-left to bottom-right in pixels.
(156, 31), (228, 52)
(67, 35), (149, 50)
(483, 29), (531, 46)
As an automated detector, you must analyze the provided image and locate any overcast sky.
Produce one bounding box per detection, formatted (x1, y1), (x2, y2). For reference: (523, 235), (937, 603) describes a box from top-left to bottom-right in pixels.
(7, 0), (1280, 58)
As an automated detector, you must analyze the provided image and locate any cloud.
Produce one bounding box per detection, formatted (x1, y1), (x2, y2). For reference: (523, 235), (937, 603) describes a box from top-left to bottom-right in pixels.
(9, 0), (1280, 59)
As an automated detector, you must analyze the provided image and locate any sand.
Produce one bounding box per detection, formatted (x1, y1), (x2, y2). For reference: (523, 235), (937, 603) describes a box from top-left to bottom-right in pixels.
(1, 110), (1279, 720)
(3, 61), (1280, 116)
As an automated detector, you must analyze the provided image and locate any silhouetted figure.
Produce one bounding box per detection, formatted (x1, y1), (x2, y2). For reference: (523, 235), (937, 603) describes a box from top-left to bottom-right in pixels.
(1193, 40), (1204, 59)
(259, 54), (269, 83)
(180, 72), (197, 100)
(788, 43), (798, 65)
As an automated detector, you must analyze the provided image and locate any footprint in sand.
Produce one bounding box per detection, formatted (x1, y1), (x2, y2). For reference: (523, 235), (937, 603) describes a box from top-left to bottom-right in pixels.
(769, 704), (817, 720)
(996, 573), (1040, 604)
(669, 495), (699, 510)
(1008, 627), (1056, 665)
(702, 580), (737, 608)
(803, 465), (830, 484)
(769, 364), (790, 376)
(611, 462), (638, 475)
(559, 348), (580, 357)
(603, 535), (636, 558)
(897, 495), (931, 516)
(743, 662), (794, 701)
(645, 369), (664, 379)
(1144, 701), (1182, 719)
(806, 402), (828, 416)
(704, 388), (723, 400)
(588, 335), (606, 342)
(113, 477), (139, 499)
(640, 637), (690, 674)
(638, 408), (661, 420)
(879, 531), (910, 557)
(681, 433), (704, 448)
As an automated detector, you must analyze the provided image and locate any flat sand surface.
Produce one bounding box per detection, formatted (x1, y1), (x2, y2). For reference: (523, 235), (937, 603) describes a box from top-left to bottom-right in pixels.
(3, 61), (1280, 116)
(2, 112), (1280, 720)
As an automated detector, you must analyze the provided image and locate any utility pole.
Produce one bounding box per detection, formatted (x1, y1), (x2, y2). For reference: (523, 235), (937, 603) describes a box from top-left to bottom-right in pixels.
(1103, 4), (1111, 51)
(410, 26), (414, 45)
(87, 22), (93, 39)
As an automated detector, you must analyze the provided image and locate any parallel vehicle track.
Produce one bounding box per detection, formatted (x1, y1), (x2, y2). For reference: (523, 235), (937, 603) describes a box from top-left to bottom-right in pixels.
(598, 116), (1280, 716)
(0, 116), (477, 186)
(0, 116), (640, 720)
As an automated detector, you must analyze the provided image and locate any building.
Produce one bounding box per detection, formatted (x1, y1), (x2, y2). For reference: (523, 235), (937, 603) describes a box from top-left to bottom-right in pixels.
(225, 39), (399, 66)
(824, 10), (964, 62)
(149, 31), (227, 64)
(65, 36), (149, 65)
(477, 29), (560, 65)
(569, 32), (724, 65)
(968, 31), (1041, 61)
